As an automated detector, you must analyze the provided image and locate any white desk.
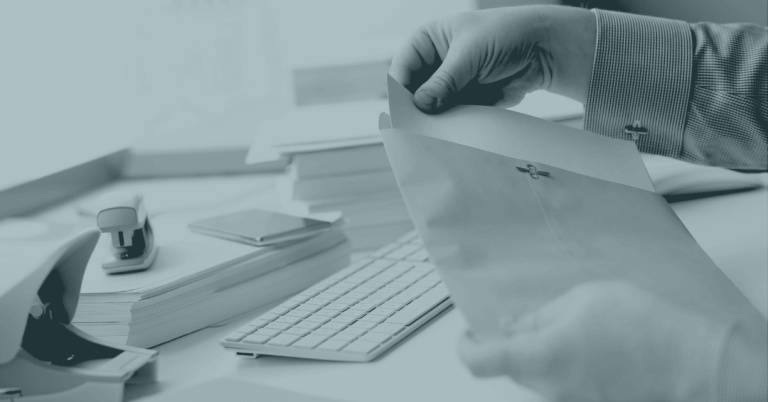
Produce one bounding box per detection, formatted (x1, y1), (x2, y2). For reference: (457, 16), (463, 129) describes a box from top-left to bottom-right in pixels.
(35, 172), (767, 402)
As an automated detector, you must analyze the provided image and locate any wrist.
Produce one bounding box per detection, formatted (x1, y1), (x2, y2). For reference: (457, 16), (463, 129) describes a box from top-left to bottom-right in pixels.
(539, 6), (596, 103)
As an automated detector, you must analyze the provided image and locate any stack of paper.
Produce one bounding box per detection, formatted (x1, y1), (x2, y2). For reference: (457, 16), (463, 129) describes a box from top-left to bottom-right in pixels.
(277, 145), (413, 251)
(72, 213), (350, 347)
(248, 101), (412, 251)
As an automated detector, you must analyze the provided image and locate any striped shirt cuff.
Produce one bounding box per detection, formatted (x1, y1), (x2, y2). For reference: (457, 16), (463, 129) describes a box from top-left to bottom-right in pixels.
(712, 319), (768, 402)
(584, 10), (693, 158)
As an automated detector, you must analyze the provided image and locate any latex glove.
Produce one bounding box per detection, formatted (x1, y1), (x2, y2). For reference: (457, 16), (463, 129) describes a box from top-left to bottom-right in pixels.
(389, 5), (596, 113)
(458, 281), (729, 402)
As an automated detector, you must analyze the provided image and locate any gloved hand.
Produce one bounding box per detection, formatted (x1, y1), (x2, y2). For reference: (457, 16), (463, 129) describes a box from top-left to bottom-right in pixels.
(389, 5), (596, 113)
(458, 281), (729, 402)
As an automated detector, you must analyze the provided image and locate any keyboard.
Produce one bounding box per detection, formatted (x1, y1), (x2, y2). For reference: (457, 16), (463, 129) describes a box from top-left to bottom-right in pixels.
(220, 230), (451, 362)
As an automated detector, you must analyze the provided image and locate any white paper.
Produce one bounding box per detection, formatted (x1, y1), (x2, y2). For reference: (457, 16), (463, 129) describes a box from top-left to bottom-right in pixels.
(382, 76), (762, 338)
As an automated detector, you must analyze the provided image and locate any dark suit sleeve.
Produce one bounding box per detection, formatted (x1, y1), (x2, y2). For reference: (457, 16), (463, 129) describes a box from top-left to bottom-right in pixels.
(584, 10), (767, 171)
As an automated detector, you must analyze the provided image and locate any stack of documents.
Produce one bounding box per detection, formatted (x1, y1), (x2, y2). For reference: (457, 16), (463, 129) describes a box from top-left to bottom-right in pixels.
(248, 101), (413, 251)
(72, 213), (350, 347)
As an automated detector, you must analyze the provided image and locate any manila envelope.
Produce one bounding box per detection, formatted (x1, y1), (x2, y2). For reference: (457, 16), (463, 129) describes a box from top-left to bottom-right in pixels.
(381, 75), (762, 339)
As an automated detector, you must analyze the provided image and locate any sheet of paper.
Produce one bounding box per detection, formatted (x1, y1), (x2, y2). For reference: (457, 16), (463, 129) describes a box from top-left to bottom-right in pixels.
(382, 77), (762, 338)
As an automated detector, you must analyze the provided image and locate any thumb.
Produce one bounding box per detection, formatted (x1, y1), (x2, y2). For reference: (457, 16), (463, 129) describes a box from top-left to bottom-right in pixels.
(458, 331), (546, 379)
(413, 47), (474, 113)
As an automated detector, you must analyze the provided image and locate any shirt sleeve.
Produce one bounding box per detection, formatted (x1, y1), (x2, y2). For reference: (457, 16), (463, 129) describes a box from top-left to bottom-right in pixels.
(584, 9), (768, 171)
(712, 319), (768, 402)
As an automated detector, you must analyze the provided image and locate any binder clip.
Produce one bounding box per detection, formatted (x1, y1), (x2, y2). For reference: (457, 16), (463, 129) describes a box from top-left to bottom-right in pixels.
(0, 229), (158, 402)
(96, 191), (158, 273)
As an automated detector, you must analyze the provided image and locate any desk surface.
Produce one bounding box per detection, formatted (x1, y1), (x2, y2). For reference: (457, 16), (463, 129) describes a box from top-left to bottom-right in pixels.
(36, 172), (768, 402)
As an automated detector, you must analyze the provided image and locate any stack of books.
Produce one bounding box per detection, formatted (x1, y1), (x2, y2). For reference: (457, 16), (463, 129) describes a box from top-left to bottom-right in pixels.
(73, 213), (349, 347)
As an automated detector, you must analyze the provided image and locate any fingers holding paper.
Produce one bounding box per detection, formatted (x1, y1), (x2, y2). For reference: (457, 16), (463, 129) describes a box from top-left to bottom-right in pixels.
(389, 6), (597, 113)
(458, 281), (727, 402)
(389, 8), (552, 113)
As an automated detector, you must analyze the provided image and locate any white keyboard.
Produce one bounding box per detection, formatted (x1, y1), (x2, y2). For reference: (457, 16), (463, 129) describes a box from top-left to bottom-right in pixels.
(220, 231), (451, 362)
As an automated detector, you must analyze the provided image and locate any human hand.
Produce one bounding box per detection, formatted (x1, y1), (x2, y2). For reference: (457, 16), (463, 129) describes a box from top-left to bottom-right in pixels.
(458, 281), (729, 402)
(389, 5), (596, 113)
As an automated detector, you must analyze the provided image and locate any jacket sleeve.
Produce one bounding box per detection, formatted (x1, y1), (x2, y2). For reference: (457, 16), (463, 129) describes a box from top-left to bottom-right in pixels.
(583, 9), (768, 171)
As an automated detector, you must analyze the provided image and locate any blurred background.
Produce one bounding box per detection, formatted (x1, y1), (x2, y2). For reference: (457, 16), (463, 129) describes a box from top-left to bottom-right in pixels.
(1, 0), (766, 191)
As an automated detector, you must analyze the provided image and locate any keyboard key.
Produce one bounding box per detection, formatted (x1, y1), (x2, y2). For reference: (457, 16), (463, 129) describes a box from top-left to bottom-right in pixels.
(381, 301), (407, 311)
(370, 308), (396, 317)
(265, 322), (291, 331)
(293, 335), (328, 349)
(276, 300), (301, 310)
(339, 309), (367, 319)
(353, 302), (377, 312)
(288, 295), (312, 304)
(312, 328), (341, 337)
(338, 327), (367, 337)
(330, 316), (357, 325)
(349, 320), (378, 331)
(389, 294), (415, 304)
(326, 303), (350, 311)
(343, 340), (379, 354)
(336, 296), (362, 305)
(305, 315), (332, 324)
(284, 327), (311, 336)
(268, 334), (301, 347)
(255, 328), (282, 337)
(242, 334), (271, 344)
(321, 322), (348, 331)
(258, 312), (280, 322)
(284, 310), (311, 319)
(269, 306), (292, 315)
(224, 331), (249, 342)
(385, 286), (450, 326)
(294, 303), (323, 312)
(331, 332), (360, 342)
(358, 314), (388, 324)
(294, 321), (323, 330)
(246, 319), (271, 329)
(370, 323), (405, 335)
(275, 316), (301, 325)
(313, 309), (340, 318)
(317, 339), (349, 351)
(360, 332), (391, 343)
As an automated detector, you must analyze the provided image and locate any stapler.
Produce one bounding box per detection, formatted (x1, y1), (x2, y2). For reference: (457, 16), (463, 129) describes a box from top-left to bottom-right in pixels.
(96, 191), (158, 273)
(0, 229), (158, 402)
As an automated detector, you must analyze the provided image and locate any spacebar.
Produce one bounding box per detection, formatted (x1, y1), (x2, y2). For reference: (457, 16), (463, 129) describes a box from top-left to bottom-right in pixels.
(385, 286), (450, 326)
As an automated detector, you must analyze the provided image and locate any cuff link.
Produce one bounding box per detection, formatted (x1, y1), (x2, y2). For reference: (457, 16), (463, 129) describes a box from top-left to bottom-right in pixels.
(624, 120), (648, 141)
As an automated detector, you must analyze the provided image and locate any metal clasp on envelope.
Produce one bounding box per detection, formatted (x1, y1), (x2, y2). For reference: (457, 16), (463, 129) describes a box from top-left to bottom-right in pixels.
(516, 164), (550, 179)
